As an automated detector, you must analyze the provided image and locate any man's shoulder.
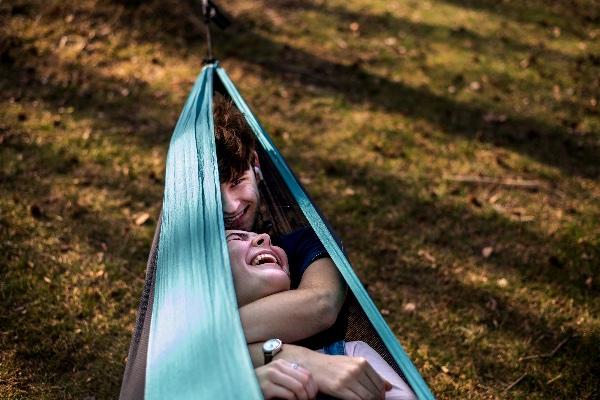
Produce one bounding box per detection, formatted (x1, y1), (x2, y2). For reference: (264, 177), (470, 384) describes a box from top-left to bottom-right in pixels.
(274, 226), (316, 249)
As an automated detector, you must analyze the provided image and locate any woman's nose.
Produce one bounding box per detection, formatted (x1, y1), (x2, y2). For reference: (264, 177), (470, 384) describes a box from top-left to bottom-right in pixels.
(251, 233), (271, 247)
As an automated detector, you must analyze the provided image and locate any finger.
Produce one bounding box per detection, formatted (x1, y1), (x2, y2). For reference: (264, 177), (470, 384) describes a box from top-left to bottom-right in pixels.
(384, 379), (392, 391)
(338, 386), (363, 400)
(339, 359), (380, 399)
(286, 365), (318, 400)
(359, 359), (388, 398)
(354, 372), (382, 399)
(264, 382), (297, 400)
(303, 369), (318, 399)
(346, 381), (371, 400)
(271, 367), (311, 400)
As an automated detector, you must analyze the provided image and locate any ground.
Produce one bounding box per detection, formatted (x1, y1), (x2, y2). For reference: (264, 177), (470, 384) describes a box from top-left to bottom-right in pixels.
(1, 0), (599, 399)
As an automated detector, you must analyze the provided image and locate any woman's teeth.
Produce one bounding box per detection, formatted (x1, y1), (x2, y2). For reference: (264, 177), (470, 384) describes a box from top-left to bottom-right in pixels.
(251, 253), (278, 266)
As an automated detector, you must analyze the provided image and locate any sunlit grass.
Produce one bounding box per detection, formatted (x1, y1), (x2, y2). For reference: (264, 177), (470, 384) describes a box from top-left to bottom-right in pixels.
(1, 0), (598, 398)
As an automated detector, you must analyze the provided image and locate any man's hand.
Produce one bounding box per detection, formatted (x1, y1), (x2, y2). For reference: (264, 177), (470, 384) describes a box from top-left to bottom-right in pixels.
(276, 344), (392, 400)
(256, 359), (318, 400)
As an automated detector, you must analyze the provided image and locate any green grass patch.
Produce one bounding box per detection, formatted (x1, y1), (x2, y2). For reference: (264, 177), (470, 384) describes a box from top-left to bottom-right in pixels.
(1, 0), (599, 398)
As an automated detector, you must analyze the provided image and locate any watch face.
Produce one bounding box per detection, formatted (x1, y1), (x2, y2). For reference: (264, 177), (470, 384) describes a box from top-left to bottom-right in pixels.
(263, 339), (281, 352)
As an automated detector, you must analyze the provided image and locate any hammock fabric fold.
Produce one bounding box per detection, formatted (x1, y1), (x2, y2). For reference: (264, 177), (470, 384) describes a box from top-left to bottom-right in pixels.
(119, 64), (434, 400)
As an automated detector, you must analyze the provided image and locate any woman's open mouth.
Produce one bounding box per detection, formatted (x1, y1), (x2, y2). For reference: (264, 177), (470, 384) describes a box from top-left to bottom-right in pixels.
(250, 253), (279, 266)
(249, 251), (288, 276)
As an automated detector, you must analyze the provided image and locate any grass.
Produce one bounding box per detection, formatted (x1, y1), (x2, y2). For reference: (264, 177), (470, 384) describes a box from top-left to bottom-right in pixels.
(1, 0), (599, 398)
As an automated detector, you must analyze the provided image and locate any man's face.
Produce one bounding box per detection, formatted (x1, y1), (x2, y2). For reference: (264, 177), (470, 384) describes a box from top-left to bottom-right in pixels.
(220, 166), (260, 231)
(225, 230), (290, 307)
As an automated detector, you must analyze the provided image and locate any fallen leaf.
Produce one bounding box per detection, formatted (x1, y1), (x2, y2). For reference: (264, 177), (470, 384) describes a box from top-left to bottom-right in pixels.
(43, 276), (51, 284)
(585, 276), (592, 289)
(482, 246), (494, 258)
(349, 22), (360, 32)
(488, 193), (501, 204)
(403, 302), (416, 312)
(380, 308), (390, 316)
(469, 81), (481, 91)
(483, 112), (507, 123)
(441, 365), (449, 374)
(384, 37), (397, 46)
(134, 212), (150, 226)
(552, 26), (561, 37)
(497, 278), (508, 288)
(486, 297), (497, 311)
(418, 249), (436, 264)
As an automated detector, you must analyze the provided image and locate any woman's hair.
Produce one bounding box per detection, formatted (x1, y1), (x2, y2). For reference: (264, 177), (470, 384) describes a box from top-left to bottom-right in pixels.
(213, 93), (256, 183)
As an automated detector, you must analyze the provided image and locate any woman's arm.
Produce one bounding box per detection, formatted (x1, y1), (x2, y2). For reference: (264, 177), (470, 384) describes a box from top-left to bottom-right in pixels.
(239, 257), (346, 343)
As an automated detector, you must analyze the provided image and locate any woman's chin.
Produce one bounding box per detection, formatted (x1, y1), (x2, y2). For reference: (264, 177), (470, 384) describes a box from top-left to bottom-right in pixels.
(259, 274), (291, 296)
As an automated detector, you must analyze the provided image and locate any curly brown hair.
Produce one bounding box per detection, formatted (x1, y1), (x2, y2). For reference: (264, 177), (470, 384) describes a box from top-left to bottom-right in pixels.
(213, 93), (256, 183)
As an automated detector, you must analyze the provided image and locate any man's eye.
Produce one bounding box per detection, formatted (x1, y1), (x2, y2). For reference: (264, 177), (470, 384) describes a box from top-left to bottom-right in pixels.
(231, 177), (243, 187)
(227, 235), (242, 241)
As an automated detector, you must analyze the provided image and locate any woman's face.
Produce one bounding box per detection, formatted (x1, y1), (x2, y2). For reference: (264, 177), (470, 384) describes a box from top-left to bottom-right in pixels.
(225, 230), (290, 307)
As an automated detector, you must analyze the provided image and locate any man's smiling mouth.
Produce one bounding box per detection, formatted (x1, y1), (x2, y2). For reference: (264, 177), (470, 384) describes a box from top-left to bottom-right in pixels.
(224, 206), (249, 225)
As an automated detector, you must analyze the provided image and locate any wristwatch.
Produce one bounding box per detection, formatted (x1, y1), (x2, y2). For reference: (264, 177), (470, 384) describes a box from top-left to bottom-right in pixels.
(262, 338), (283, 364)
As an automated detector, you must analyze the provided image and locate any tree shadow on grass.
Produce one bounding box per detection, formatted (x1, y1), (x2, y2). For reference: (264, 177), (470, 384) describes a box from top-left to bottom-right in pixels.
(438, 0), (600, 37)
(376, 267), (599, 397)
(6, 0), (595, 181)
(238, 37), (598, 178)
(2, 1), (598, 397)
(1, 123), (160, 397)
(321, 156), (598, 301)
(269, 0), (581, 63)
(0, 31), (178, 153)
(315, 158), (598, 397)
(99, 0), (599, 179)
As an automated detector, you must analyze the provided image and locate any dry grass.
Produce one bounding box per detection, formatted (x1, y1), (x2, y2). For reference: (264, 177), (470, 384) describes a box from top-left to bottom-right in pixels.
(1, 0), (599, 398)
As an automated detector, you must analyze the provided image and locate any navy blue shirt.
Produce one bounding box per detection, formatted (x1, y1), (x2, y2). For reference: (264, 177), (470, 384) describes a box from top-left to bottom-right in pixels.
(274, 226), (347, 350)
(274, 226), (329, 289)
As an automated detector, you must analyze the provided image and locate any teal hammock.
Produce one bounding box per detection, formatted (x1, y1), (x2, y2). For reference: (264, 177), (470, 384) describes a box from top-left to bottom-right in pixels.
(119, 63), (434, 400)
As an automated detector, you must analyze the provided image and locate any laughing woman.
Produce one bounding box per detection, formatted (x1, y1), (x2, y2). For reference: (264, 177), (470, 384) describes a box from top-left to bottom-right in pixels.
(226, 230), (417, 400)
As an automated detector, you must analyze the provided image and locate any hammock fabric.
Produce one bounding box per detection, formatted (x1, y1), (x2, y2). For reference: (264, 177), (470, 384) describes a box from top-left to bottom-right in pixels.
(119, 63), (434, 400)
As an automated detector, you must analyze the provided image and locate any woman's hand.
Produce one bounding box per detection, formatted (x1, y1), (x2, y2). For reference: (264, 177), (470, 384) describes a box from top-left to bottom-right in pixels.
(307, 353), (392, 400)
(275, 345), (391, 400)
(256, 359), (318, 400)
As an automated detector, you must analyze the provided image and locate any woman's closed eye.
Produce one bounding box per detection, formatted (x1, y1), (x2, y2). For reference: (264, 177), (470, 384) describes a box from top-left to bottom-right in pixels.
(226, 232), (250, 242)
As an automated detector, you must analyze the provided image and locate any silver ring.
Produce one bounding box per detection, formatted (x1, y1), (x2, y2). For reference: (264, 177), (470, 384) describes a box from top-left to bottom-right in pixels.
(291, 362), (299, 369)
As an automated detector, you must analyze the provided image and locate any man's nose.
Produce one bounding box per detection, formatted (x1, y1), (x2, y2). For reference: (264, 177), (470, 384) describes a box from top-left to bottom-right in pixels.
(251, 233), (271, 247)
(221, 189), (240, 214)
